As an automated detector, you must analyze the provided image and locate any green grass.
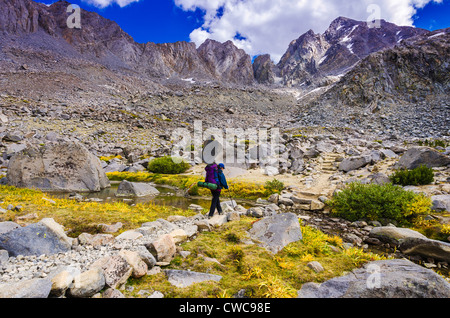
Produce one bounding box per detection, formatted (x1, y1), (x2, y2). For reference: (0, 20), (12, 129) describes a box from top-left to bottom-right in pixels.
(107, 172), (281, 200)
(123, 217), (387, 298)
(0, 185), (195, 237)
(8, 184), (446, 298)
(416, 139), (449, 149)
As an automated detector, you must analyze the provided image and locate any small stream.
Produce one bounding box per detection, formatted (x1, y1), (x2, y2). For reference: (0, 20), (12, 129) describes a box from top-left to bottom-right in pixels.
(49, 182), (254, 211)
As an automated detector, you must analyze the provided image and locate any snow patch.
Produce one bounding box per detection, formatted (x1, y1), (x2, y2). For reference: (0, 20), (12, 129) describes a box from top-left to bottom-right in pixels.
(347, 43), (354, 54)
(429, 32), (445, 39)
(318, 55), (328, 65)
(182, 78), (196, 83)
(341, 25), (359, 42)
(296, 87), (323, 100)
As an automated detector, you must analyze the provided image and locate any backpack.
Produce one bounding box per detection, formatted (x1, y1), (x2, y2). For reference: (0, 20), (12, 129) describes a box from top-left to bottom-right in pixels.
(205, 163), (219, 184)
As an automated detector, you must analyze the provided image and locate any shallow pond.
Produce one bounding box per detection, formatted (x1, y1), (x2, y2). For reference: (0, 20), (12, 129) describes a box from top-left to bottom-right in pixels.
(49, 182), (254, 211)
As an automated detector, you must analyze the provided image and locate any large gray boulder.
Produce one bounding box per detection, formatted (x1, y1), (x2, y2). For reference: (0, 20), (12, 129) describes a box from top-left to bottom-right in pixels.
(369, 226), (427, 246)
(338, 155), (371, 172)
(91, 255), (132, 289)
(249, 212), (302, 253)
(145, 234), (176, 263)
(48, 266), (81, 297)
(0, 221), (20, 235)
(297, 259), (450, 298)
(431, 195), (450, 212)
(115, 180), (159, 197)
(0, 278), (52, 298)
(395, 147), (450, 170)
(165, 270), (222, 288)
(0, 218), (73, 257)
(399, 237), (450, 262)
(366, 172), (391, 185)
(7, 140), (110, 192)
(67, 267), (106, 298)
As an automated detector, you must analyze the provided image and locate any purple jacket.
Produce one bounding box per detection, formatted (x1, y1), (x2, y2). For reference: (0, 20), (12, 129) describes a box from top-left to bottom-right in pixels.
(205, 163), (220, 192)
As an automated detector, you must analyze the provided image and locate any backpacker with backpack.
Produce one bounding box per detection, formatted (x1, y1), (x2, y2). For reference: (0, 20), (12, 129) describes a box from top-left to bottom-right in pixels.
(202, 163), (220, 191)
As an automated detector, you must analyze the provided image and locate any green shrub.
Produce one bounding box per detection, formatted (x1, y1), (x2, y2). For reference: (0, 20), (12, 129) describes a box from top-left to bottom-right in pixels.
(417, 139), (448, 148)
(389, 165), (434, 186)
(264, 179), (285, 193)
(327, 182), (431, 225)
(147, 156), (191, 174)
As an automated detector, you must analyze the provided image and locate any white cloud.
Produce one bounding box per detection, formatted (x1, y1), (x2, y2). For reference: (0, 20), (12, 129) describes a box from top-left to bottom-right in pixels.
(82, 0), (140, 9)
(175, 0), (442, 63)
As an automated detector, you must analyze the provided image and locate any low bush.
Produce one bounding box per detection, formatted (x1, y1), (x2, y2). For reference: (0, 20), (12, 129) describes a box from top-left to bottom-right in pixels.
(416, 139), (448, 148)
(389, 165), (434, 186)
(264, 179), (285, 194)
(327, 182), (431, 225)
(147, 156), (191, 174)
(107, 171), (155, 182)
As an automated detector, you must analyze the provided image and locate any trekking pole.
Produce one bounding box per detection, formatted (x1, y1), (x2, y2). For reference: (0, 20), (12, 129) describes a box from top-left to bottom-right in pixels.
(186, 182), (199, 197)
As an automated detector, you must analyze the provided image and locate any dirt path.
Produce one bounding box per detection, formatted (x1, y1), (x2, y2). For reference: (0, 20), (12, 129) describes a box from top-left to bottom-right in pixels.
(184, 154), (343, 198)
(183, 153), (447, 201)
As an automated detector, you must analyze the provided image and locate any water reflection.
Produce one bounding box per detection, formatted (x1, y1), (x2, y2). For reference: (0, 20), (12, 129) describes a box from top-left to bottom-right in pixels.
(50, 183), (253, 210)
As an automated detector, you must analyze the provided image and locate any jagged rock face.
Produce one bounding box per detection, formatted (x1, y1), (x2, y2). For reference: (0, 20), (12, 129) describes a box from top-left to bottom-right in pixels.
(253, 54), (276, 84)
(277, 30), (331, 86)
(324, 17), (427, 55)
(318, 29), (450, 107)
(156, 41), (211, 79)
(0, 0), (254, 85)
(293, 29), (450, 137)
(256, 17), (429, 87)
(0, 0), (46, 34)
(197, 39), (254, 85)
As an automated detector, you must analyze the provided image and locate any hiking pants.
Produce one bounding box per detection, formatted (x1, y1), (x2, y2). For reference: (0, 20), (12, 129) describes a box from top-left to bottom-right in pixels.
(209, 190), (223, 217)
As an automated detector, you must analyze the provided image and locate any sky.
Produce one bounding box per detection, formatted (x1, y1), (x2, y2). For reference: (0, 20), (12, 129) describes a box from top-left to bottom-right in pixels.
(39, 0), (450, 63)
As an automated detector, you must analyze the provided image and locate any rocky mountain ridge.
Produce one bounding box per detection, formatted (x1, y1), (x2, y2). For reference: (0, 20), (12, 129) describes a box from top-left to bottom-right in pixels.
(0, 0), (448, 140)
(294, 28), (450, 138)
(0, 0), (254, 85)
(253, 17), (429, 87)
(1, 0), (439, 90)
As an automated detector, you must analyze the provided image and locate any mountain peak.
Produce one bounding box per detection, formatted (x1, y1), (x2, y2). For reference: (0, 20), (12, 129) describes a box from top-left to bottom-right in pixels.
(197, 38), (254, 85)
(51, 0), (71, 6)
(330, 16), (359, 25)
(0, 0), (254, 85)
(255, 17), (430, 87)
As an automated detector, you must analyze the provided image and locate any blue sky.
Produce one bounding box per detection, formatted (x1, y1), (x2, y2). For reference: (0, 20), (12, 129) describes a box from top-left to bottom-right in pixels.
(412, 0), (450, 30)
(41, 0), (205, 43)
(39, 0), (450, 61)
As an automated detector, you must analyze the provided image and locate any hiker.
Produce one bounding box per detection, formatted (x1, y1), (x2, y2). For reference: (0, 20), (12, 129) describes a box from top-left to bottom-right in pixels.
(205, 162), (228, 218)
